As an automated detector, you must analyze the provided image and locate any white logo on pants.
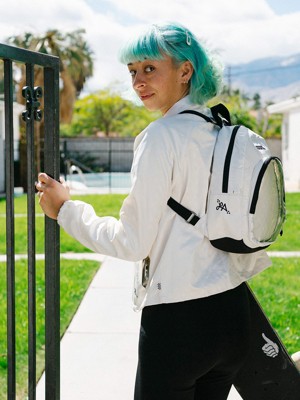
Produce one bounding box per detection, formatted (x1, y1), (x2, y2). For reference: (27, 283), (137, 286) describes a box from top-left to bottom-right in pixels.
(262, 333), (279, 358)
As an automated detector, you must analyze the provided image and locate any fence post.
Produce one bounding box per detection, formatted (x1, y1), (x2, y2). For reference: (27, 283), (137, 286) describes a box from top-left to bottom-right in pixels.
(25, 63), (37, 400)
(43, 65), (61, 400)
(4, 57), (16, 400)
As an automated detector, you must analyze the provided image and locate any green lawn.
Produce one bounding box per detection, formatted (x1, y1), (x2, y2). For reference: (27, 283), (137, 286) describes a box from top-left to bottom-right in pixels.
(268, 192), (300, 251)
(0, 192), (299, 398)
(249, 257), (300, 355)
(0, 258), (100, 400)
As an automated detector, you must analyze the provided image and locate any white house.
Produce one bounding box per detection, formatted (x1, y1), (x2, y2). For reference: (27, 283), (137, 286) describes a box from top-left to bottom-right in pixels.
(0, 101), (23, 193)
(268, 96), (300, 192)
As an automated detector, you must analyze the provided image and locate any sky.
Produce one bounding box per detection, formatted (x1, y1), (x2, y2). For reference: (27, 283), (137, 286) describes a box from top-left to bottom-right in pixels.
(0, 0), (300, 96)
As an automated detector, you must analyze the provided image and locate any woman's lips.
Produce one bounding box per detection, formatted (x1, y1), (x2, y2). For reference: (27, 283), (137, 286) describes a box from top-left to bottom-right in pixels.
(140, 93), (154, 101)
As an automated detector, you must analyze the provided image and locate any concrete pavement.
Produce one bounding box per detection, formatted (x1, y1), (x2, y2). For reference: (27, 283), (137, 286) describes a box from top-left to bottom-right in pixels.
(35, 254), (243, 399)
(36, 256), (141, 400)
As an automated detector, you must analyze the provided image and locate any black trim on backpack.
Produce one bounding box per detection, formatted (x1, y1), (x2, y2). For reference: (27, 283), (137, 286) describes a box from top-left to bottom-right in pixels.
(222, 126), (241, 193)
(250, 157), (280, 214)
(210, 238), (269, 254)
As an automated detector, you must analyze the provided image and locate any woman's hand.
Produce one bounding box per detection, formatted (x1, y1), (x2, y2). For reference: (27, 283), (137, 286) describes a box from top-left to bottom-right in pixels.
(36, 173), (71, 220)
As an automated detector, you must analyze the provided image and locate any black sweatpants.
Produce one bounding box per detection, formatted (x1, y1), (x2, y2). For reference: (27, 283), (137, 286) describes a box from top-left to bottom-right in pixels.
(134, 283), (250, 400)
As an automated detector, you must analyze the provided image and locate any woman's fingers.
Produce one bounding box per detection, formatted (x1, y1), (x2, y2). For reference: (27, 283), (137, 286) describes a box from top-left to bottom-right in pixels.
(38, 172), (52, 183)
(35, 172), (71, 220)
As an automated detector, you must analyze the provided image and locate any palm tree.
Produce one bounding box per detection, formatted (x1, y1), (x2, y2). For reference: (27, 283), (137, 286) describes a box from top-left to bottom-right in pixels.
(7, 28), (94, 123)
(6, 29), (94, 189)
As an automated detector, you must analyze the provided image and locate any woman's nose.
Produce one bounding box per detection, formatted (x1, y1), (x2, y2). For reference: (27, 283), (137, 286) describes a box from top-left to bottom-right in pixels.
(133, 72), (146, 89)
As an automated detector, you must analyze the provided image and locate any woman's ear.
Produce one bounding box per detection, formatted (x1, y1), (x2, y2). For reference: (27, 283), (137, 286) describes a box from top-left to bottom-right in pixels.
(181, 61), (193, 83)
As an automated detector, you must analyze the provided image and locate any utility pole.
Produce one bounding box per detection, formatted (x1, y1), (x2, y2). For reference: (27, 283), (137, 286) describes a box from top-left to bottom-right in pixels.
(226, 65), (232, 95)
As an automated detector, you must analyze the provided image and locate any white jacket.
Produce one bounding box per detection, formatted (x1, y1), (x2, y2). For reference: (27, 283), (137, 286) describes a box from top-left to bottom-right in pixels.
(58, 96), (271, 311)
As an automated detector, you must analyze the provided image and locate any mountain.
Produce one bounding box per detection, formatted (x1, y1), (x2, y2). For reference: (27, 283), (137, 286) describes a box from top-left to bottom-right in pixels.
(227, 54), (300, 104)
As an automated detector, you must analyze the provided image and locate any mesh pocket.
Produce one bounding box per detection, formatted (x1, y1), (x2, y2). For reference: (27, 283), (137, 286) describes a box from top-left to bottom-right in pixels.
(252, 158), (286, 243)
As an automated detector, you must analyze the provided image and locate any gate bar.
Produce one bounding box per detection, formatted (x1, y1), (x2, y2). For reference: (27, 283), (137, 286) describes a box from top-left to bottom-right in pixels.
(4, 58), (16, 400)
(0, 43), (58, 68)
(43, 65), (60, 400)
(26, 63), (37, 400)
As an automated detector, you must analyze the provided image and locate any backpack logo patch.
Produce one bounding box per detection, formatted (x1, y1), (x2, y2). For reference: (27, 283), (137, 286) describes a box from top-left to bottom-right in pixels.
(262, 333), (279, 358)
(216, 199), (230, 214)
(255, 144), (267, 151)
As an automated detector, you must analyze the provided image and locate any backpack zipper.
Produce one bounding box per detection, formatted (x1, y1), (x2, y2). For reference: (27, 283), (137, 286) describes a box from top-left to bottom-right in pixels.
(222, 125), (241, 193)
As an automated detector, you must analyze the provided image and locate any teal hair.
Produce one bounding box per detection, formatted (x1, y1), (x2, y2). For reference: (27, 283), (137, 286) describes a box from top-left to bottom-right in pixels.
(119, 22), (223, 105)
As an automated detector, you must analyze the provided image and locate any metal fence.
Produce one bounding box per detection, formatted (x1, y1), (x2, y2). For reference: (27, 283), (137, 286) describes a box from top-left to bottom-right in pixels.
(60, 137), (134, 175)
(0, 43), (60, 399)
(59, 137), (134, 192)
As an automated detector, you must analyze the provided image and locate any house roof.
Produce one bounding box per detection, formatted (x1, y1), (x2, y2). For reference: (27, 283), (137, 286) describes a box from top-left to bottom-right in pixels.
(268, 96), (300, 114)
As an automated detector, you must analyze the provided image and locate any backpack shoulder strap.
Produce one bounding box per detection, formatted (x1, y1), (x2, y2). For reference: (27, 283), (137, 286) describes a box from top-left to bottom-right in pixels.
(167, 109), (212, 226)
(168, 106), (229, 225)
(210, 103), (231, 127)
(167, 197), (200, 226)
(179, 104), (232, 128)
(179, 109), (214, 124)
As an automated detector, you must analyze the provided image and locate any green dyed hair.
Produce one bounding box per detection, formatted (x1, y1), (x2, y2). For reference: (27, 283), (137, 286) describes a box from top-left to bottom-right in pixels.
(119, 22), (223, 105)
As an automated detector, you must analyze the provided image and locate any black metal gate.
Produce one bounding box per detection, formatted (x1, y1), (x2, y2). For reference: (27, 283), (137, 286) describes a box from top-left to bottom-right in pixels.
(0, 43), (60, 399)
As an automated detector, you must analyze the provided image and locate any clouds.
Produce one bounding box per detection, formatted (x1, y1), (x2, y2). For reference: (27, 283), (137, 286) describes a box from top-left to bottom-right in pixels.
(109, 0), (274, 25)
(0, 0), (299, 94)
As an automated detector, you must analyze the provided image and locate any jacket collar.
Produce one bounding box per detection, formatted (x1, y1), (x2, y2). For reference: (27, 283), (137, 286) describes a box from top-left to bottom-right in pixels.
(164, 95), (210, 118)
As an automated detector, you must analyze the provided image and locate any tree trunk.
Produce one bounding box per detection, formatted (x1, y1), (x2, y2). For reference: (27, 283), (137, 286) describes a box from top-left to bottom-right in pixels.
(60, 70), (76, 123)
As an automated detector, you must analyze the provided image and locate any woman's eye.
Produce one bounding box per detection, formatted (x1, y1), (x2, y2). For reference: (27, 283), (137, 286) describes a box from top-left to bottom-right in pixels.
(129, 70), (136, 77)
(145, 66), (154, 73)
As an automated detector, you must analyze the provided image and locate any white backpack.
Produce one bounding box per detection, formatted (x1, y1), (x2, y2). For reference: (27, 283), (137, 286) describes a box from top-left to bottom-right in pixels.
(167, 104), (286, 254)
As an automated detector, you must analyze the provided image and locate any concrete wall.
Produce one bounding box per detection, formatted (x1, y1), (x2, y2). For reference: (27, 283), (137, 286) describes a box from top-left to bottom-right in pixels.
(282, 110), (300, 191)
(268, 98), (300, 192)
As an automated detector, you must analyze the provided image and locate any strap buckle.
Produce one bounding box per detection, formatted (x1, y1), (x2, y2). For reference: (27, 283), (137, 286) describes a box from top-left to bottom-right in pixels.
(187, 212), (197, 223)
(186, 212), (200, 226)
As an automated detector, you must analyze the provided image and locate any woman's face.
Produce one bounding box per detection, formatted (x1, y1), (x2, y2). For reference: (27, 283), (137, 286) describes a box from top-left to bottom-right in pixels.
(128, 55), (192, 115)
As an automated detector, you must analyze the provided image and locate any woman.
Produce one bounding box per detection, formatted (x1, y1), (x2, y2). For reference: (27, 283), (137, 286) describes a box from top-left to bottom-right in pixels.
(37, 22), (270, 400)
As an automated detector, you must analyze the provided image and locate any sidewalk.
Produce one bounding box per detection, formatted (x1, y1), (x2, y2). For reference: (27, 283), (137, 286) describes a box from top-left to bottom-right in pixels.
(36, 256), (141, 400)
(35, 254), (243, 400)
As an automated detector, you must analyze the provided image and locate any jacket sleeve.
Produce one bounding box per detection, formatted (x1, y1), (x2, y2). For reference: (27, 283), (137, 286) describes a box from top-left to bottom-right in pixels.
(57, 122), (173, 261)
